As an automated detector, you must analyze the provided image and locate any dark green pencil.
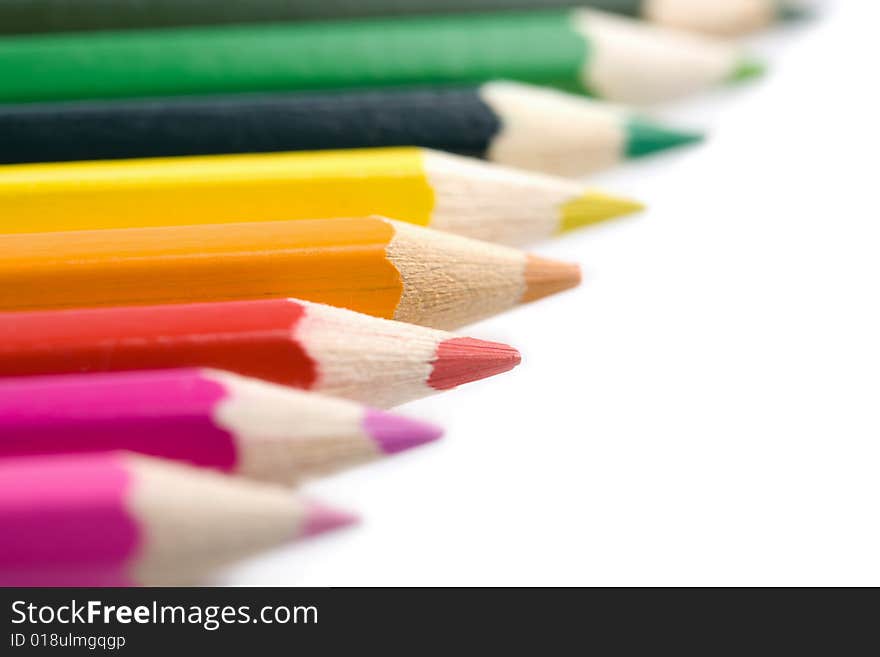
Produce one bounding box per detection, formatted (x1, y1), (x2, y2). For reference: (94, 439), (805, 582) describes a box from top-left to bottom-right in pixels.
(0, 1), (810, 36)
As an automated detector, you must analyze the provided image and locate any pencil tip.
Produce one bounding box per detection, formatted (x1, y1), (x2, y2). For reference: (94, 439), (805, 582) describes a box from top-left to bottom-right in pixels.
(729, 57), (767, 83)
(778, 1), (812, 21)
(363, 409), (443, 455)
(560, 191), (644, 234)
(429, 337), (522, 390)
(625, 116), (705, 159)
(299, 500), (359, 538)
(522, 254), (582, 303)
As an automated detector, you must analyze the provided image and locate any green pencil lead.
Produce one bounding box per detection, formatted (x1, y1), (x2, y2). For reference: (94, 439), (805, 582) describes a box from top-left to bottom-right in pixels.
(778, 1), (814, 22)
(625, 117), (704, 159)
(728, 57), (767, 84)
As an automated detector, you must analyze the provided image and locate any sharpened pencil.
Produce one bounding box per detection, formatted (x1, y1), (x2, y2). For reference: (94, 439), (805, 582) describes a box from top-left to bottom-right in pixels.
(0, 9), (763, 105)
(0, 1), (810, 37)
(0, 299), (521, 408)
(0, 452), (357, 586)
(0, 82), (703, 176)
(612, 0), (810, 35)
(0, 368), (443, 484)
(0, 147), (642, 246)
(0, 217), (581, 330)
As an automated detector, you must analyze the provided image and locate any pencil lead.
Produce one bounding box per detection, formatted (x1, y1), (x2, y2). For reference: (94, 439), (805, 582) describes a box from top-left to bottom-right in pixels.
(729, 57), (767, 83)
(559, 191), (644, 234)
(625, 116), (705, 159)
(362, 409), (443, 455)
(429, 337), (522, 391)
(299, 500), (359, 539)
(778, 1), (813, 22)
(522, 255), (582, 303)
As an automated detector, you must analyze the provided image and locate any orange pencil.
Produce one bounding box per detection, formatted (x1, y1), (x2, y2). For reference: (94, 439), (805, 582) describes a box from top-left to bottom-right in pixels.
(0, 216), (580, 329)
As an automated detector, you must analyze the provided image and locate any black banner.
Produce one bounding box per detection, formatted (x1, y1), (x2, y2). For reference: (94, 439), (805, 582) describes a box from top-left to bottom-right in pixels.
(0, 587), (873, 653)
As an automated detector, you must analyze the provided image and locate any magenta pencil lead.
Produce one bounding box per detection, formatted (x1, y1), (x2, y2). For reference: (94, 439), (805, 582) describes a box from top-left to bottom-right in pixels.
(365, 410), (444, 455)
(300, 500), (361, 538)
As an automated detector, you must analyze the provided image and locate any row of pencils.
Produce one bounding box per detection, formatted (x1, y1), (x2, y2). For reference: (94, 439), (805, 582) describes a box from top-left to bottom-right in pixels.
(0, 0), (806, 586)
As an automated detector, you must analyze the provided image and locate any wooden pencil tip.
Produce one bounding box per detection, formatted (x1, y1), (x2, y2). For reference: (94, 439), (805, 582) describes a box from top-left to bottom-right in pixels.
(428, 337), (522, 391)
(522, 254), (582, 304)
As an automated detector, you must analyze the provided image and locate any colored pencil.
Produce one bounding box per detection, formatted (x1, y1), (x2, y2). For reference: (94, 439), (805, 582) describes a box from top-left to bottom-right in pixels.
(0, 147), (642, 246)
(0, 368), (443, 484)
(0, 1), (809, 36)
(0, 82), (703, 176)
(0, 217), (581, 330)
(0, 452), (357, 587)
(0, 10), (763, 105)
(0, 299), (520, 408)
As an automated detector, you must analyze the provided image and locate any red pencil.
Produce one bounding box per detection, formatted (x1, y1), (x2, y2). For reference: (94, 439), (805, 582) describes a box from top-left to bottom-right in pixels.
(0, 298), (521, 407)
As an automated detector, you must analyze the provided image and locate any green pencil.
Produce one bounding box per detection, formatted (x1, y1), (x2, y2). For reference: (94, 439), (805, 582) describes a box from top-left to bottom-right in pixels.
(0, 9), (763, 105)
(0, 1), (811, 37)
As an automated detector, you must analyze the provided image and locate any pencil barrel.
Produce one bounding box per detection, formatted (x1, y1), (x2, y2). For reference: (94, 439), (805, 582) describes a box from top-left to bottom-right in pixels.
(0, 1), (645, 34)
(0, 89), (500, 164)
(0, 13), (589, 103)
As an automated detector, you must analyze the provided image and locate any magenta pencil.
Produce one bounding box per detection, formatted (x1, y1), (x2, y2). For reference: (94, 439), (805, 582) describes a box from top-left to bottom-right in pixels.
(0, 368), (442, 484)
(0, 452), (357, 587)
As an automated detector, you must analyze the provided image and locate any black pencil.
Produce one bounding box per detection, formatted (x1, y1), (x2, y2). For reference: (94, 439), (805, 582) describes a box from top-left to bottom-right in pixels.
(0, 82), (701, 176)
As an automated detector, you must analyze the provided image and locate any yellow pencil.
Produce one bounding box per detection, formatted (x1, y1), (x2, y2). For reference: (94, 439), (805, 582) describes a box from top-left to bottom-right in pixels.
(0, 147), (643, 246)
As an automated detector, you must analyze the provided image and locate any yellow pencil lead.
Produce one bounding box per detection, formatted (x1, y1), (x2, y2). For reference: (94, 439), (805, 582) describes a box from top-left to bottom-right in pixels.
(559, 191), (645, 234)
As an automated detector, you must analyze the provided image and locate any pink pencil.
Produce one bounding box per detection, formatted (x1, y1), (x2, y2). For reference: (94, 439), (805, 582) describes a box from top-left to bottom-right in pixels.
(0, 368), (442, 484)
(0, 452), (357, 586)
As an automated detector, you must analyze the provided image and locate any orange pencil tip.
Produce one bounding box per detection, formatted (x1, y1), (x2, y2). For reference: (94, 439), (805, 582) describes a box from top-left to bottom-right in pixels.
(522, 254), (582, 303)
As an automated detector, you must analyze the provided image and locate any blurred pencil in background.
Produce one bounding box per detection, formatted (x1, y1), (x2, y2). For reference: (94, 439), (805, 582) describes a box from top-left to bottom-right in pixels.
(0, 82), (702, 176)
(0, 217), (581, 329)
(0, 147), (643, 245)
(0, 0), (810, 36)
(0, 10), (763, 104)
(0, 299), (521, 408)
(0, 452), (357, 586)
(0, 368), (443, 484)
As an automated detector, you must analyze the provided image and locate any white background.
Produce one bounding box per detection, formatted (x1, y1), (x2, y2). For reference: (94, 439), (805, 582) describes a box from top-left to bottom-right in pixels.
(218, 0), (880, 586)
